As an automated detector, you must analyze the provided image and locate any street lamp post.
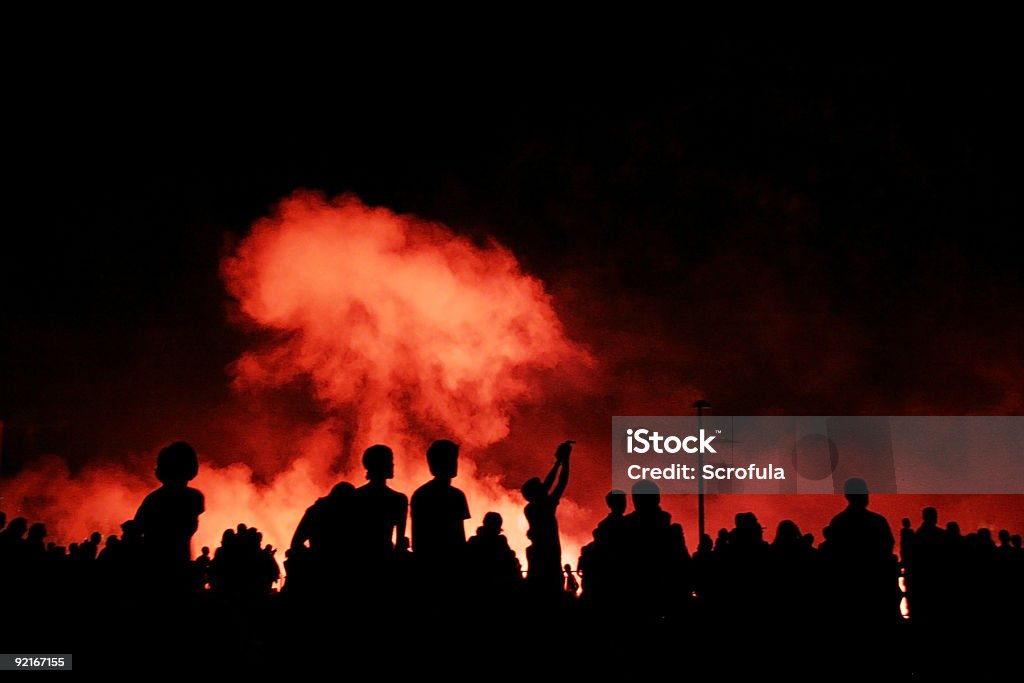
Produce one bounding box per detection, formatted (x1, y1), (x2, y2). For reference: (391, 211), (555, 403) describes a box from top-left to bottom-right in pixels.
(692, 399), (710, 540)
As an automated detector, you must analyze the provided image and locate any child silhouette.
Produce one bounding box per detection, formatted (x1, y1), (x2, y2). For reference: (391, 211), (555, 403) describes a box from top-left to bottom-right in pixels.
(134, 441), (205, 588)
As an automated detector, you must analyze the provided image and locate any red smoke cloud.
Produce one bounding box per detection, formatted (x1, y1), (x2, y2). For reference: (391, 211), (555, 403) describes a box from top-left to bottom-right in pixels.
(217, 191), (593, 562)
(2, 192), (593, 569)
(222, 191), (585, 449)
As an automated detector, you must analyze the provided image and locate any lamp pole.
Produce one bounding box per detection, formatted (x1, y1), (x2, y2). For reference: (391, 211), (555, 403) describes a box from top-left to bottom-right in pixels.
(692, 399), (710, 539)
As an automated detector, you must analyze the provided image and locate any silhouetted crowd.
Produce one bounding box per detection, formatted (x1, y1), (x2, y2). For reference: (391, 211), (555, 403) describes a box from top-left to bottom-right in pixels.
(1, 439), (1021, 675)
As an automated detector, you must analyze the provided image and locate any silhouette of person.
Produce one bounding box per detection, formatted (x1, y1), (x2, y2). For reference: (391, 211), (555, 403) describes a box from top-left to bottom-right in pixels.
(718, 512), (771, 623)
(623, 481), (690, 619)
(905, 506), (947, 626)
(825, 477), (898, 628)
(209, 525), (279, 600)
(193, 546), (211, 590)
(466, 511), (521, 593)
(714, 528), (730, 552)
(899, 517), (914, 568)
(996, 528), (1012, 554)
(579, 489), (628, 608)
(521, 440), (573, 595)
(353, 444), (409, 556)
(289, 481), (356, 597)
(692, 532), (719, 612)
(25, 523), (47, 558)
(133, 441), (204, 592)
(0, 518), (26, 544)
(0, 516), (27, 553)
(563, 563), (579, 595)
(97, 535), (119, 564)
(410, 439), (470, 563)
(768, 519), (815, 623)
(594, 489), (627, 543)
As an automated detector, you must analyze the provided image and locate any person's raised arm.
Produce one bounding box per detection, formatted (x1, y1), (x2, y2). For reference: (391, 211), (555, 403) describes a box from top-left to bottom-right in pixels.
(541, 460), (561, 492)
(551, 441), (573, 503)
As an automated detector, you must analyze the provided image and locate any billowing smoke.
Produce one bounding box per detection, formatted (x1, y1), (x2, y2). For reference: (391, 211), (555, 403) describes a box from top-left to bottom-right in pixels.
(218, 191), (592, 561)
(2, 192), (593, 570)
(223, 191), (582, 448)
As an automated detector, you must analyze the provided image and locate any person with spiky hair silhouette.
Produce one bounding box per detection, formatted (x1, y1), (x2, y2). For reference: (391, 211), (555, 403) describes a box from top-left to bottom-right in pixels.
(134, 441), (205, 591)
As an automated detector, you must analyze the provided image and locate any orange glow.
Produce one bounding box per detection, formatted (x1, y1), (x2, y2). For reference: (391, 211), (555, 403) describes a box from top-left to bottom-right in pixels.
(2, 192), (591, 574)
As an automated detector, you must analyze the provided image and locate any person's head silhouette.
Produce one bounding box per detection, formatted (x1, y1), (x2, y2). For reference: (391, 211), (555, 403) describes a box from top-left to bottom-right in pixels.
(775, 519), (801, 545)
(521, 477), (545, 502)
(735, 512), (764, 542)
(155, 441), (199, 487)
(998, 529), (1010, 546)
(363, 444), (395, 482)
(328, 482), (355, 500)
(6, 517), (27, 538)
(922, 506), (938, 526)
(120, 519), (141, 541)
(482, 512), (503, 535)
(27, 522), (46, 543)
(843, 477), (869, 509)
(606, 489), (627, 515)
(631, 481), (661, 512)
(426, 439), (459, 480)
